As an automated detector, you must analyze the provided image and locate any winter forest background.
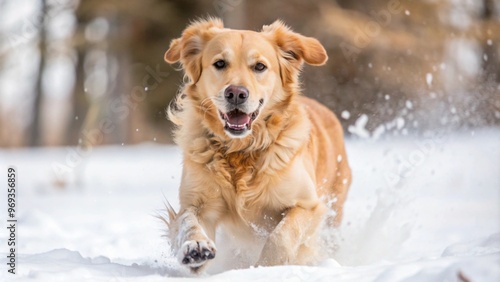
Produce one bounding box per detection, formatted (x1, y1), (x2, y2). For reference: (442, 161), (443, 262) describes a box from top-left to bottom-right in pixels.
(0, 0), (498, 148)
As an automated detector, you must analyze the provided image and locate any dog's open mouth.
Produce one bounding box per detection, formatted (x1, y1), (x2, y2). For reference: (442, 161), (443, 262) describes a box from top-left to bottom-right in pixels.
(219, 109), (259, 136)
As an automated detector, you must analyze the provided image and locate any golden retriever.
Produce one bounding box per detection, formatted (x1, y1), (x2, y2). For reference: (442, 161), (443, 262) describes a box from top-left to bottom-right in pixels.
(163, 17), (351, 274)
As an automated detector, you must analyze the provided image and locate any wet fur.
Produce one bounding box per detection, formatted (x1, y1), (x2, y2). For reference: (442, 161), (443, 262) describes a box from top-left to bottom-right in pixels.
(163, 17), (351, 273)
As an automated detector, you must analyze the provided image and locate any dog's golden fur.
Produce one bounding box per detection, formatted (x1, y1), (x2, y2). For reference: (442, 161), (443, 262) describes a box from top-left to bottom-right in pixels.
(163, 17), (351, 273)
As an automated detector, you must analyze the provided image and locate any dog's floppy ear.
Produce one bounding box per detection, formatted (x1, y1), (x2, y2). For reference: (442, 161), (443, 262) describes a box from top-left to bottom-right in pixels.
(165, 17), (224, 82)
(262, 20), (328, 67)
(262, 20), (327, 86)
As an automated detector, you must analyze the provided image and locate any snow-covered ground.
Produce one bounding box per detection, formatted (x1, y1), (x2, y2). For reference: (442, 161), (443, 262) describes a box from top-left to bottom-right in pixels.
(0, 129), (499, 281)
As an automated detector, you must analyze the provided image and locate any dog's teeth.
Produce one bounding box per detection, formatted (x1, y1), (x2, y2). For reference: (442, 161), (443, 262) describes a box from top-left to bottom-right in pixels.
(227, 122), (246, 129)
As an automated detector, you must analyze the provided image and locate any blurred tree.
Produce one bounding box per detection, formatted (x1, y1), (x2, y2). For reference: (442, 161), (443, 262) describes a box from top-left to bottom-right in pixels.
(29, 0), (46, 146)
(482, 0), (499, 82)
(72, 0), (214, 146)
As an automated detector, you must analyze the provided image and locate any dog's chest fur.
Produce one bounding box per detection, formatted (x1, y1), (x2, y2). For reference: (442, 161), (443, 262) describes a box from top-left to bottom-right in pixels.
(210, 146), (289, 207)
(210, 149), (292, 231)
(187, 131), (305, 222)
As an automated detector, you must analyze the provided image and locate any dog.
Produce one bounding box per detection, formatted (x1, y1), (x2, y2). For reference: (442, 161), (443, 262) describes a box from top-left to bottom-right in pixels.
(162, 17), (351, 274)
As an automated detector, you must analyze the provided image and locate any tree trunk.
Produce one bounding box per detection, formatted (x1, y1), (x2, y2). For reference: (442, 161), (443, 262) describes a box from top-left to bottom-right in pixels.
(29, 0), (46, 147)
(481, 0), (499, 83)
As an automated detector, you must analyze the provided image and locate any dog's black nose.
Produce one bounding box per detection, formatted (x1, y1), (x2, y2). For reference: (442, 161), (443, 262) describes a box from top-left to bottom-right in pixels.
(224, 85), (249, 105)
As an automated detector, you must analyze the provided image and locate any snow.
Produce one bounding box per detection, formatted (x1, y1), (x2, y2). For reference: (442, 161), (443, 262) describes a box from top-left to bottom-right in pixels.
(372, 125), (385, 140)
(348, 114), (370, 138)
(426, 73), (433, 87)
(341, 110), (350, 120)
(405, 100), (413, 109)
(396, 117), (405, 130)
(1, 129), (499, 281)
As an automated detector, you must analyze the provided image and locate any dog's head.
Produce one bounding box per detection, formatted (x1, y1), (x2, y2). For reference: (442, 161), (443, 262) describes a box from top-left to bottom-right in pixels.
(165, 18), (327, 139)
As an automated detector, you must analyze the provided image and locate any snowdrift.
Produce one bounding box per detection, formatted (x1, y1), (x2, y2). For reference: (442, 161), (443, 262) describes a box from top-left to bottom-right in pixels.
(0, 129), (498, 281)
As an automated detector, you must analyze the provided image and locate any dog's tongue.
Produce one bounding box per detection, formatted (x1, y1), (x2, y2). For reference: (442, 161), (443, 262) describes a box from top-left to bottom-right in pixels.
(226, 111), (251, 126)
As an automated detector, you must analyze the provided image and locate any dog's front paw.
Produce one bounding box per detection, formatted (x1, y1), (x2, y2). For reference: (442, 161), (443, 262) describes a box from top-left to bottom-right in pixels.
(177, 240), (216, 272)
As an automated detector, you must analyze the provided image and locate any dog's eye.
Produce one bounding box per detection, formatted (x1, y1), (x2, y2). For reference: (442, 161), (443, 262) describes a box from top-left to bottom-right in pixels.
(254, 62), (267, 72)
(213, 60), (226, 70)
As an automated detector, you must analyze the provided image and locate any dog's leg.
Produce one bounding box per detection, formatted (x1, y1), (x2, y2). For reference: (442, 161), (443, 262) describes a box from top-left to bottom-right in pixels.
(256, 203), (326, 266)
(171, 207), (216, 273)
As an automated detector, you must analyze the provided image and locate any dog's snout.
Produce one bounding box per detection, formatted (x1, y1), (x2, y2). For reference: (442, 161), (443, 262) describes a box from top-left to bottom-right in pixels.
(224, 85), (249, 105)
